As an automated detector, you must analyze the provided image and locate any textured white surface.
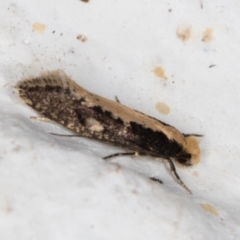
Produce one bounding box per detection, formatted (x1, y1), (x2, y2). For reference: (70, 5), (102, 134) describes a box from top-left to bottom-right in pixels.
(0, 0), (240, 239)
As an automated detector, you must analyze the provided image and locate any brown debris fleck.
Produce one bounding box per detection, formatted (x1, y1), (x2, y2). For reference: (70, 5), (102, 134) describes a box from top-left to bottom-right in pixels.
(200, 203), (219, 216)
(155, 102), (170, 115)
(202, 28), (213, 42)
(176, 25), (191, 42)
(153, 66), (167, 80)
(77, 34), (87, 42)
(32, 22), (46, 34)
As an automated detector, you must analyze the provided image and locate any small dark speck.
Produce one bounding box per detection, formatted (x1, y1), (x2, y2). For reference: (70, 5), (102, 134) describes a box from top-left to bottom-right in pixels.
(172, 81), (175, 84)
(69, 48), (75, 54)
(209, 64), (216, 68)
(60, 33), (63, 36)
(52, 30), (55, 34)
(80, 0), (89, 2)
(168, 9), (172, 12)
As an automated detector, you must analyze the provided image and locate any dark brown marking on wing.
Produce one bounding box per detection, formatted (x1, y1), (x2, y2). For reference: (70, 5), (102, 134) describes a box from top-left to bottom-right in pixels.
(17, 83), (188, 160)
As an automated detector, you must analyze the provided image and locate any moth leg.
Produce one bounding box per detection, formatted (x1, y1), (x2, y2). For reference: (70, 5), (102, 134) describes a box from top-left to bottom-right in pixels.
(103, 152), (137, 160)
(166, 158), (192, 194)
(103, 152), (163, 184)
(49, 133), (80, 137)
(115, 96), (120, 103)
(103, 152), (164, 184)
(150, 177), (163, 184)
(30, 116), (54, 123)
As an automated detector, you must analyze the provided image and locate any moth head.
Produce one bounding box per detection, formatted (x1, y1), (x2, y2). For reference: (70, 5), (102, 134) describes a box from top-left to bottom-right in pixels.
(176, 136), (200, 166)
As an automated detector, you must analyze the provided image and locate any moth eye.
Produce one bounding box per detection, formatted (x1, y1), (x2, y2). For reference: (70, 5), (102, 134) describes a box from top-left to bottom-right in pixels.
(176, 153), (191, 166)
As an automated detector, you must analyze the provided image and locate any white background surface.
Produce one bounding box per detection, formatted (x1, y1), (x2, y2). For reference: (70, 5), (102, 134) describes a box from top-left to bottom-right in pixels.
(0, 0), (240, 239)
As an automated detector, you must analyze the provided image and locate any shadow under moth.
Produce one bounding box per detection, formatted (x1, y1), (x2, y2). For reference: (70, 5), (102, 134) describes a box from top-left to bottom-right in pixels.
(15, 70), (201, 194)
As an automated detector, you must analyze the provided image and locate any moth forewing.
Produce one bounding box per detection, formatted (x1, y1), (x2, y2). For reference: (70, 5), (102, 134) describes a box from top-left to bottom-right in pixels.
(15, 70), (201, 193)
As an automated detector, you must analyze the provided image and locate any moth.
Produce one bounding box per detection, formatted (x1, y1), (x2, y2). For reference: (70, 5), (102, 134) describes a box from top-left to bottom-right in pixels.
(15, 70), (201, 193)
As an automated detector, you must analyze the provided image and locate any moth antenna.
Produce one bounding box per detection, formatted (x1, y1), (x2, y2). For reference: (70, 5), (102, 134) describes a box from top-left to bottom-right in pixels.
(184, 133), (203, 137)
(166, 158), (192, 194)
(49, 133), (81, 137)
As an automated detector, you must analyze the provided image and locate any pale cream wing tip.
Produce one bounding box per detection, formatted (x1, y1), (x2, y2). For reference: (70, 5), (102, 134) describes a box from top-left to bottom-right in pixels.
(15, 70), (75, 89)
(15, 70), (86, 103)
